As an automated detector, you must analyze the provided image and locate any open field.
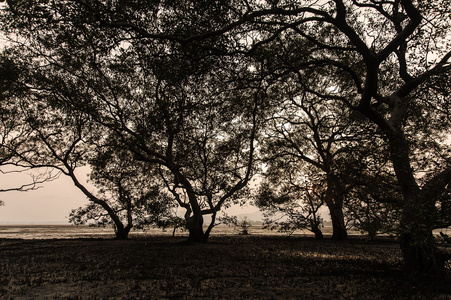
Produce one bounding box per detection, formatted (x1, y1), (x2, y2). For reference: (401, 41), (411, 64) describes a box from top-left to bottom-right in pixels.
(1, 232), (450, 299)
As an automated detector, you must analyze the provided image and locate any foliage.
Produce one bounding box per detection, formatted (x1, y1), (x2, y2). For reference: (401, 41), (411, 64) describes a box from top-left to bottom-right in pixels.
(1, 0), (451, 274)
(235, 217), (252, 235)
(344, 172), (402, 238)
(73, 140), (178, 232)
(255, 178), (324, 238)
(0, 0), (266, 241)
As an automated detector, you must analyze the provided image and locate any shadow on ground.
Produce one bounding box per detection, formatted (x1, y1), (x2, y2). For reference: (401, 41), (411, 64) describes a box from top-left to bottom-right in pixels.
(0, 235), (449, 299)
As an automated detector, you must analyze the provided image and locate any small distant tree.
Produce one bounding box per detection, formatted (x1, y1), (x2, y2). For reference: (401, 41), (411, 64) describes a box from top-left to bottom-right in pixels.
(237, 217), (252, 235)
(217, 215), (252, 235)
(344, 172), (402, 238)
(346, 199), (398, 239)
(255, 175), (324, 239)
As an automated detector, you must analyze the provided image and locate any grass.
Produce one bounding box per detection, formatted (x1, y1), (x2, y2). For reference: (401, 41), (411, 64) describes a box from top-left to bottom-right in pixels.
(0, 235), (450, 299)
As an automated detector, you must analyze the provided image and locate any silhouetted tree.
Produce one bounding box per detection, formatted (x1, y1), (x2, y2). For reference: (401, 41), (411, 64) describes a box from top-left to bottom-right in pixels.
(68, 137), (178, 239)
(257, 83), (384, 239)
(0, 0), (263, 242)
(1, 50), (61, 192)
(255, 176), (325, 239)
(2, 0), (450, 273)
(7, 102), (154, 239)
(231, 0), (451, 275)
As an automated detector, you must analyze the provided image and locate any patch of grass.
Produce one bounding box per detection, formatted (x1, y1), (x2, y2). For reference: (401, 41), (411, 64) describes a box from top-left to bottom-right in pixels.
(0, 236), (449, 299)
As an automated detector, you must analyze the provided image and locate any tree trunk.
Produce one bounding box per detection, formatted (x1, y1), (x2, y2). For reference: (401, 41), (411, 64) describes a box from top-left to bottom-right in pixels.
(324, 177), (348, 240)
(114, 223), (132, 240)
(388, 133), (443, 275)
(176, 175), (208, 243)
(329, 206), (348, 240)
(186, 213), (207, 243)
(398, 185), (441, 275)
(399, 223), (438, 276)
(311, 224), (324, 240)
(204, 211), (216, 240)
(324, 191), (348, 240)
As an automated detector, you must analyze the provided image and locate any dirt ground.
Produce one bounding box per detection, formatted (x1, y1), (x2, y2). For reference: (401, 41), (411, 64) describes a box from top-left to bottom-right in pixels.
(0, 235), (450, 299)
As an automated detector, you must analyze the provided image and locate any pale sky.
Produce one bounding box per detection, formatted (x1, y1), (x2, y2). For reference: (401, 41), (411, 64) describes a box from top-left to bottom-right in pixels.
(0, 168), (262, 224)
(0, 169), (90, 224)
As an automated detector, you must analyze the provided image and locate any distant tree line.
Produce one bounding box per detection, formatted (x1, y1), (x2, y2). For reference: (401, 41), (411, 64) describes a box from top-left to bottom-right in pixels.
(0, 0), (450, 276)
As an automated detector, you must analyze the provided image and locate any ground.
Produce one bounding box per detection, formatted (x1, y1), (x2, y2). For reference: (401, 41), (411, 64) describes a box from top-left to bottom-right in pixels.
(0, 235), (450, 299)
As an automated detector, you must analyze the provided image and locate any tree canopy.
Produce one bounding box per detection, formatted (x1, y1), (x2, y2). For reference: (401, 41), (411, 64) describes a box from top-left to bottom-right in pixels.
(1, 0), (450, 274)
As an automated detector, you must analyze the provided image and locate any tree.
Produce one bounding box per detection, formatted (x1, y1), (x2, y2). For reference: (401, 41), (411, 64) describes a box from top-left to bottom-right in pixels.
(344, 172), (402, 238)
(255, 176), (325, 239)
(257, 82), (384, 239)
(237, 0), (451, 274)
(1, 62), (173, 240)
(2, 0), (450, 272)
(131, 66), (262, 242)
(0, 0), (264, 242)
(12, 105), (138, 239)
(69, 137), (178, 239)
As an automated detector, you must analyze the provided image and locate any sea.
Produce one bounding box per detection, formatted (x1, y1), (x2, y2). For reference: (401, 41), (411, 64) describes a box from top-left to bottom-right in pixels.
(0, 224), (449, 240)
(0, 224), (178, 239)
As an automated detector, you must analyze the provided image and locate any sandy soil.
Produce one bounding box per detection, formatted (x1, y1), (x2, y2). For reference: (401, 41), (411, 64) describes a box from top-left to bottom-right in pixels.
(0, 235), (450, 299)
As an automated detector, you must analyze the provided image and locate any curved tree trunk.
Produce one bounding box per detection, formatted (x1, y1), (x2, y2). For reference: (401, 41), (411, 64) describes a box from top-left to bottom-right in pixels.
(184, 190), (207, 243)
(114, 223), (133, 240)
(388, 131), (443, 275)
(311, 223), (324, 240)
(67, 168), (134, 240)
(204, 211), (216, 240)
(171, 170), (208, 243)
(329, 205), (348, 240)
(186, 214), (206, 242)
(324, 186), (348, 240)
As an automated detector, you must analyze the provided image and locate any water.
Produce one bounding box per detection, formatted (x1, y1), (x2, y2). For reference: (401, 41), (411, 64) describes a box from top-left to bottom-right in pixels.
(1, 224), (449, 240)
(0, 224), (307, 239)
(0, 225), (118, 239)
(0, 224), (299, 239)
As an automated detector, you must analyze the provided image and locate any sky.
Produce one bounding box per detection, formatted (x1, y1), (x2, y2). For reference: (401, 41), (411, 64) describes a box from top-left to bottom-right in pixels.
(0, 168), (90, 224)
(0, 167), (263, 225)
(0, 18), (264, 225)
(0, 28), (261, 225)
